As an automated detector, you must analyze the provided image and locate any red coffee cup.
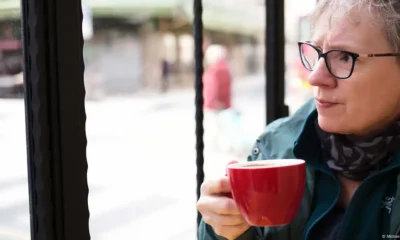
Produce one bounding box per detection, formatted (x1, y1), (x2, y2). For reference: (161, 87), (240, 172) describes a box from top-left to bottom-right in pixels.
(226, 159), (306, 226)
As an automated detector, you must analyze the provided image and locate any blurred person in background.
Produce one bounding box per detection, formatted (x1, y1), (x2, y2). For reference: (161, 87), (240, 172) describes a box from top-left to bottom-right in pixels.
(203, 44), (232, 152)
(161, 58), (170, 93)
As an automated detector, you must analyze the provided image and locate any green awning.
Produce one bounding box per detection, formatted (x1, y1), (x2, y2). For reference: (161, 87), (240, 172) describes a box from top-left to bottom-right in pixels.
(180, 1), (264, 36)
(84, 0), (265, 35)
(83, 0), (181, 18)
(0, 0), (20, 19)
(0, 0), (264, 35)
(0, 0), (182, 19)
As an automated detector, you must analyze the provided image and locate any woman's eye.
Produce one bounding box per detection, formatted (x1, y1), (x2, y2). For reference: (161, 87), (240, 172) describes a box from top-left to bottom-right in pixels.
(340, 53), (351, 62)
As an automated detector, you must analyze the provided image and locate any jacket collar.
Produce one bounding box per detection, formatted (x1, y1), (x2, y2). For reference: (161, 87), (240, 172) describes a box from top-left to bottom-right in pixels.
(293, 109), (324, 168)
(293, 109), (400, 172)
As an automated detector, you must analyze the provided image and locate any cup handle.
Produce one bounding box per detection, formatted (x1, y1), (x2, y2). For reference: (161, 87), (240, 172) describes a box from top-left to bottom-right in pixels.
(224, 160), (238, 199)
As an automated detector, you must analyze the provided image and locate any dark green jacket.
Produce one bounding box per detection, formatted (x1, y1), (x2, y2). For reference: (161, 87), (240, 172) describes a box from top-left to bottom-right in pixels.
(199, 99), (400, 240)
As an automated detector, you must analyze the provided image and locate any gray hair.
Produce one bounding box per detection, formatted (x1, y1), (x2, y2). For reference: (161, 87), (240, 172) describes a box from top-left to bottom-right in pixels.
(311, 0), (400, 52)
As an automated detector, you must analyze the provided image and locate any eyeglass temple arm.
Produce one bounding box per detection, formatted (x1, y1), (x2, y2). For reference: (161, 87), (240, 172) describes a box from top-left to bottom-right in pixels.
(361, 53), (400, 57)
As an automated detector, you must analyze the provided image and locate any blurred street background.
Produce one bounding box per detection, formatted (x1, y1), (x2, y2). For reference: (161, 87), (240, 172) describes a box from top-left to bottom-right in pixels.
(0, 0), (315, 239)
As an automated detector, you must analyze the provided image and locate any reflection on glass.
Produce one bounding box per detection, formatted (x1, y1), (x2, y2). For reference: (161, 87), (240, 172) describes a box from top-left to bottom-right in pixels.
(0, 0), (315, 239)
(285, 0), (315, 114)
(85, 1), (265, 239)
(0, 17), (30, 240)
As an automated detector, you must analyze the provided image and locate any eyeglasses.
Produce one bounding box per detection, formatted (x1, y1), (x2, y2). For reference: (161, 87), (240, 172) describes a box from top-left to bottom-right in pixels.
(298, 41), (400, 79)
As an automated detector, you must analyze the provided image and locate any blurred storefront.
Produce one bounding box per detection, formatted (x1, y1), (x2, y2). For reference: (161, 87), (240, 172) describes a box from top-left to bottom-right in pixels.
(0, 0), (264, 98)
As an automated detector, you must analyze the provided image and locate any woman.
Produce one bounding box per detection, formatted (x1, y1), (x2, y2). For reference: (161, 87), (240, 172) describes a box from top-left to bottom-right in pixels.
(197, 0), (400, 239)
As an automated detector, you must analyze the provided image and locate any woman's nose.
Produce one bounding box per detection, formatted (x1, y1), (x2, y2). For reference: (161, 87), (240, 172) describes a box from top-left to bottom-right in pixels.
(308, 58), (337, 88)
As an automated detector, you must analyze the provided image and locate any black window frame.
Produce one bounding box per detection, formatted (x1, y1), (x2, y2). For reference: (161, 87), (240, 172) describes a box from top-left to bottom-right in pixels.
(22, 0), (89, 239)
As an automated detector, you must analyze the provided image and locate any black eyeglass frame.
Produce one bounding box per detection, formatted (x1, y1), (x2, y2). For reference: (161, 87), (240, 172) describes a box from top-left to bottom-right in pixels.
(298, 41), (400, 79)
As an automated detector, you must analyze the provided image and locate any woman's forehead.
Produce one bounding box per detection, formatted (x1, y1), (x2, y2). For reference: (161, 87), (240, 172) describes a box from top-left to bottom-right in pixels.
(312, 14), (358, 43)
(311, 9), (388, 51)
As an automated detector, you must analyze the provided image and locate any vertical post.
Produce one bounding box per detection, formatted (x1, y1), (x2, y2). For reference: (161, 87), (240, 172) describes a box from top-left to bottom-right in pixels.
(21, 0), (90, 239)
(266, 0), (289, 124)
(193, 0), (205, 229)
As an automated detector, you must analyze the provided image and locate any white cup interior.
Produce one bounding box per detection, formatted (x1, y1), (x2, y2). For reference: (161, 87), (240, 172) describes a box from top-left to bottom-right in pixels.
(227, 159), (305, 169)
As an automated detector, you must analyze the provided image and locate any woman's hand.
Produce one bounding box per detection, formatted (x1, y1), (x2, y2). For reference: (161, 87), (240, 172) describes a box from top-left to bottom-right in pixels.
(197, 176), (251, 240)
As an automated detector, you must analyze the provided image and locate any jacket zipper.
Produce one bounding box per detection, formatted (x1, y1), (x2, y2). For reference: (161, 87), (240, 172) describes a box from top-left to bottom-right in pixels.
(303, 169), (340, 240)
(303, 170), (375, 239)
(336, 174), (374, 239)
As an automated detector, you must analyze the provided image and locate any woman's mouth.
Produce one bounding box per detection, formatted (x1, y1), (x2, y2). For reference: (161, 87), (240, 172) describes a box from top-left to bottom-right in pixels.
(316, 99), (338, 108)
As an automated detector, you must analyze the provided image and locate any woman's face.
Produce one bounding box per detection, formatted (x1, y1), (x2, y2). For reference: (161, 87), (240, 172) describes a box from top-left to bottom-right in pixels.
(310, 9), (400, 135)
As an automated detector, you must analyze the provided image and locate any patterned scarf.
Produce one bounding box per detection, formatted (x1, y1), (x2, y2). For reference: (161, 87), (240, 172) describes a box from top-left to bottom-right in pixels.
(315, 120), (400, 181)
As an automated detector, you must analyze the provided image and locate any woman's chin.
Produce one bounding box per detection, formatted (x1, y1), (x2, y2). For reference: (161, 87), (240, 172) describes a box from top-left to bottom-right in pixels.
(317, 116), (349, 134)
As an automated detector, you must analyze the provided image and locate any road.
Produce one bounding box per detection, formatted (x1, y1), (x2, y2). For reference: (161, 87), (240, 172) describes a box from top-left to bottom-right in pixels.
(0, 74), (310, 240)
